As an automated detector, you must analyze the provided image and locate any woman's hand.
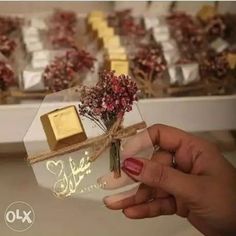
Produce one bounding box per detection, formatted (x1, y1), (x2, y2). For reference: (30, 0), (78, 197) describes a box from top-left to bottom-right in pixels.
(104, 124), (236, 236)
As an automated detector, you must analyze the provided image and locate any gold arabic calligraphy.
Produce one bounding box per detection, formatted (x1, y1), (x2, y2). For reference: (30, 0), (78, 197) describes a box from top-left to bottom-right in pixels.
(46, 156), (91, 198)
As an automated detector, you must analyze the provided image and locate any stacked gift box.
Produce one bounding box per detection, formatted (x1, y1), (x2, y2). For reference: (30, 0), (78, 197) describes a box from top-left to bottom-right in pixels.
(0, 5), (236, 104)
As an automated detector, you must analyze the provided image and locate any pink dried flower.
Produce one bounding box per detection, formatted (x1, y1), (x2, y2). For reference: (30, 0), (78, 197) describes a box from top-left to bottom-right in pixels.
(167, 12), (195, 29)
(0, 16), (21, 35)
(0, 35), (16, 57)
(43, 48), (95, 92)
(51, 9), (77, 27)
(0, 60), (15, 91)
(49, 9), (77, 49)
(119, 17), (146, 37)
(43, 56), (75, 92)
(132, 44), (167, 80)
(205, 16), (226, 39)
(79, 70), (138, 130)
(200, 50), (229, 78)
(66, 48), (96, 72)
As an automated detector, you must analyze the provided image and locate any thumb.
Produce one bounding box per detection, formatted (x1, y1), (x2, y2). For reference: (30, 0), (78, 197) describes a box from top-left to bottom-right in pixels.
(122, 157), (199, 201)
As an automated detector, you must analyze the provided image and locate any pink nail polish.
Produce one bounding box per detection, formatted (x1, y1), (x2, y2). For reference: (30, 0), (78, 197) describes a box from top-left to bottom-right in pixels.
(122, 158), (143, 176)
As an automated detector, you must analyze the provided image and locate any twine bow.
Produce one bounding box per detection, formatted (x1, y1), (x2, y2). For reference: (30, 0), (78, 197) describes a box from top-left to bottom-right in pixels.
(28, 117), (146, 165)
(133, 68), (166, 98)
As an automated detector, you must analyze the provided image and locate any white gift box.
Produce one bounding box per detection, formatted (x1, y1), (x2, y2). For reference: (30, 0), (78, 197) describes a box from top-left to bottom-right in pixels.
(153, 25), (170, 42)
(26, 41), (44, 52)
(31, 59), (50, 69)
(168, 65), (183, 85)
(161, 39), (178, 51)
(31, 50), (67, 68)
(144, 17), (161, 30)
(22, 69), (45, 91)
(30, 18), (47, 30)
(210, 38), (229, 53)
(23, 35), (41, 44)
(22, 26), (39, 37)
(164, 49), (180, 65)
(168, 63), (200, 85)
(181, 63), (200, 85)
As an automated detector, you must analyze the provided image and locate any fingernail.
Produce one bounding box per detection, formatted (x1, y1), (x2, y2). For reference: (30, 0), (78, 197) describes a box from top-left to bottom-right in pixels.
(122, 158), (143, 176)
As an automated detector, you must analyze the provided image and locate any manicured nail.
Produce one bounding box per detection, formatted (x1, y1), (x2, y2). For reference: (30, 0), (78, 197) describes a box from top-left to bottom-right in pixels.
(122, 158), (143, 176)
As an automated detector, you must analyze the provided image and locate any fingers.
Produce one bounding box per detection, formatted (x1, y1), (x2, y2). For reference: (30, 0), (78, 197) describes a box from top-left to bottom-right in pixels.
(121, 124), (199, 174)
(99, 150), (173, 190)
(122, 157), (199, 201)
(104, 184), (152, 210)
(123, 197), (176, 219)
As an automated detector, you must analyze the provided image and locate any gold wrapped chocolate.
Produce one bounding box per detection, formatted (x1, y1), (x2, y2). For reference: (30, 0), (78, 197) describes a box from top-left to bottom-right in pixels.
(89, 11), (105, 19)
(107, 60), (129, 75)
(40, 105), (87, 151)
(227, 53), (236, 69)
(197, 5), (216, 22)
(103, 36), (121, 49)
(107, 47), (126, 54)
(108, 53), (127, 61)
(97, 27), (114, 39)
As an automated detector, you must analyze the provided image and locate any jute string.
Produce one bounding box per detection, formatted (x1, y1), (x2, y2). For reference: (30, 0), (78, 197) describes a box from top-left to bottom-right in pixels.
(28, 117), (147, 165)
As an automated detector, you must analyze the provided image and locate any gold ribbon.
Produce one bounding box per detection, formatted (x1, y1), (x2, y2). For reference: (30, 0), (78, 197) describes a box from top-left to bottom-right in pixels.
(28, 117), (146, 165)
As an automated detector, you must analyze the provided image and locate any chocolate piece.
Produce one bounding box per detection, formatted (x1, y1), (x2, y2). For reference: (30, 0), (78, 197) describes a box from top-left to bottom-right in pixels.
(40, 105), (87, 151)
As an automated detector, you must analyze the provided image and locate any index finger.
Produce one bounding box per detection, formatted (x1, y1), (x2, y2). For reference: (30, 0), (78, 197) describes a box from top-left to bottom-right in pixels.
(122, 124), (191, 158)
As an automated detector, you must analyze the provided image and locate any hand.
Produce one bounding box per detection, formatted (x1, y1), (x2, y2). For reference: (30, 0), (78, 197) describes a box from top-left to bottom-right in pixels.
(104, 124), (236, 236)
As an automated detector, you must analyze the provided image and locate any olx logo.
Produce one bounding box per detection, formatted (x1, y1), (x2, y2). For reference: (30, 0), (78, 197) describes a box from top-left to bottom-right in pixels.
(4, 201), (35, 232)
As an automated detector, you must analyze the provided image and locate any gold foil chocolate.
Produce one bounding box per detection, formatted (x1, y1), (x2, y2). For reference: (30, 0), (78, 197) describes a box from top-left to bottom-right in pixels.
(89, 11), (105, 19)
(40, 105), (87, 151)
(103, 36), (121, 49)
(227, 53), (236, 69)
(97, 27), (114, 39)
(108, 60), (129, 75)
(197, 5), (216, 22)
(108, 53), (127, 61)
